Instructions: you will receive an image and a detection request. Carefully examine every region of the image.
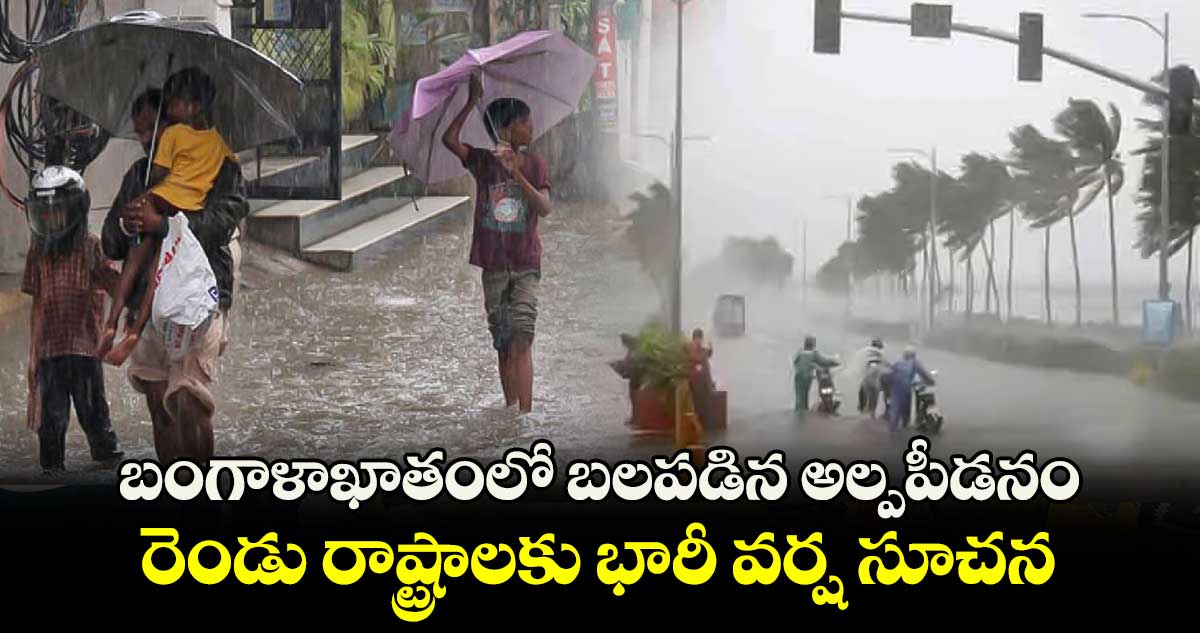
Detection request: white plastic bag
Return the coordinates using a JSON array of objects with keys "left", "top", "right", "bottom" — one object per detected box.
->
[{"left": 151, "top": 213, "right": 219, "bottom": 360}]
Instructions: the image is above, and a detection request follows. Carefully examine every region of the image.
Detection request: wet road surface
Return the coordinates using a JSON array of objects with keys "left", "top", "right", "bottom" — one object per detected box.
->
[
  {"left": 0, "top": 202, "right": 654, "bottom": 482},
  {"left": 1, "top": 201, "right": 1199, "bottom": 499}
]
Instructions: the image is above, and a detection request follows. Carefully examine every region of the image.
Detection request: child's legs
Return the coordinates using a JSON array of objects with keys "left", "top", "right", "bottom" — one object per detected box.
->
[
  {"left": 482, "top": 270, "right": 516, "bottom": 405},
  {"left": 36, "top": 357, "right": 71, "bottom": 470},
  {"left": 507, "top": 271, "right": 540, "bottom": 412},
  {"left": 65, "top": 355, "right": 120, "bottom": 459}
]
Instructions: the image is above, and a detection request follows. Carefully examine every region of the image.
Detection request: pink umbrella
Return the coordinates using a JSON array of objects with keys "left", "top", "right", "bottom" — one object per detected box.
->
[{"left": 387, "top": 30, "right": 597, "bottom": 186}]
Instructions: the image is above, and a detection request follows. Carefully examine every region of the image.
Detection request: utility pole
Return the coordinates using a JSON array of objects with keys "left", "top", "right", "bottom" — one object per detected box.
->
[
  {"left": 669, "top": 0, "right": 695, "bottom": 335},
  {"left": 1161, "top": 14, "right": 1171, "bottom": 302},
  {"left": 823, "top": 194, "right": 855, "bottom": 313},
  {"left": 930, "top": 146, "right": 938, "bottom": 330},
  {"left": 803, "top": 219, "right": 808, "bottom": 308}
]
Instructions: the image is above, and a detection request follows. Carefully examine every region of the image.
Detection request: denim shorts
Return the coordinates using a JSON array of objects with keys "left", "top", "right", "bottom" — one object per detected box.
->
[{"left": 482, "top": 269, "right": 540, "bottom": 351}]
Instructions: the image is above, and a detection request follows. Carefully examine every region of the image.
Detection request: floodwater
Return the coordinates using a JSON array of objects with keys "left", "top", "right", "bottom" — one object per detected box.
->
[
  {"left": 0, "top": 201, "right": 659, "bottom": 481},
  {"left": 4, "top": 197, "right": 1200, "bottom": 491}
]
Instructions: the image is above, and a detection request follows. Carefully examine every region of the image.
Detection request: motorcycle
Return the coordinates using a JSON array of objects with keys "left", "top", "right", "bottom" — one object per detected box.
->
[
  {"left": 813, "top": 365, "right": 841, "bottom": 415},
  {"left": 912, "top": 370, "right": 943, "bottom": 434}
]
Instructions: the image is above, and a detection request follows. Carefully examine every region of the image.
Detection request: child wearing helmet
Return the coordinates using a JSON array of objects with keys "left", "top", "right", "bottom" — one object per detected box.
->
[{"left": 22, "top": 166, "right": 124, "bottom": 476}]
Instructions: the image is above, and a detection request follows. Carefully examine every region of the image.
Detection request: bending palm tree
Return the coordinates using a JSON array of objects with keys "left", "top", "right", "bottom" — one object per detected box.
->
[
  {"left": 1009, "top": 125, "right": 1080, "bottom": 326},
  {"left": 1053, "top": 99, "right": 1125, "bottom": 326}
]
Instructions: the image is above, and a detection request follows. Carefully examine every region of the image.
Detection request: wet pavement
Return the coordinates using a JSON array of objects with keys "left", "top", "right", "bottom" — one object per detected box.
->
[
  {"left": 2, "top": 199, "right": 1200, "bottom": 499},
  {"left": 0, "top": 201, "right": 657, "bottom": 482}
]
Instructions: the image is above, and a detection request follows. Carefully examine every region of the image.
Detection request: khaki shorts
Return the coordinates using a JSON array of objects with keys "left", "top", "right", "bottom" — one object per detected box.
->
[
  {"left": 128, "top": 310, "right": 226, "bottom": 417},
  {"left": 482, "top": 269, "right": 540, "bottom": 351}
]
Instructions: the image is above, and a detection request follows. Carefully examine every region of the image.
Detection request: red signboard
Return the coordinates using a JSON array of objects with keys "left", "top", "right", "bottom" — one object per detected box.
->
[{"left": 593, "top": 7, "right": 618, "bottom": 128}]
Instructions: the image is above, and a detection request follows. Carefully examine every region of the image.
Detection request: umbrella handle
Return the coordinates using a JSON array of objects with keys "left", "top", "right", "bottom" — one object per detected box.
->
[{"left": 476, "top": 71, "right": 500, "bottom": 149}]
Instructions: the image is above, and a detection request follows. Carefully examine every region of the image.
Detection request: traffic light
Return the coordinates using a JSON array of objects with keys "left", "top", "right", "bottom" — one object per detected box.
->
[
  {"left": 814, "top": 0, "right": 841, "bottom": 54},
  {"left": 1168, "top": 135, "right": 1198, "bottom": 227},
  {"left": 911, "top": 3, "right": 952, "bottom": 38},
  {"left": 1018, "top": 12, "right": 1043, "bottom": 82},
  {"left": 1168, "top": 66, "right": 1196, "bottom": 136},
  {"left": 1168, "top": 66, "right": 1198, "bottom": 226}
]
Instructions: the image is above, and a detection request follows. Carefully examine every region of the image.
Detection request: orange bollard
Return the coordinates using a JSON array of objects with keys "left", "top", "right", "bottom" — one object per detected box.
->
[{"left": 674, "top": 380, "right": 705, "bottom": 454}]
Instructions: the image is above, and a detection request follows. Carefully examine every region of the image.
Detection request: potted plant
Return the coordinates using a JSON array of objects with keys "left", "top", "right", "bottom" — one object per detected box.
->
[{"left": 610, "top": 323, "right": 690, "bottom": 432}]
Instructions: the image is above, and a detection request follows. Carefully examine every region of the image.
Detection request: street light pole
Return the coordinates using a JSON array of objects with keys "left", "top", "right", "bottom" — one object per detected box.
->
[
  {"left": 823, "top": 194, "right": 855, "bottom": 313},
  {"left": 1161, "top": 13, "right": 1171, "bottom": 302},
  {"left": 930, "top": 147, "right": 939, "bottom": 330},
  {"left": 1082, "top": 12, "right": 1171, "bottom": 300},
  {"left": 803, "top": 218, "right": 808, "bottom": 308},
  {"left": 670, "top": 0, "right": 694, "bottom": 335},
  {"left": 846, "top": 197, "right": 852, "bottom": 242}
]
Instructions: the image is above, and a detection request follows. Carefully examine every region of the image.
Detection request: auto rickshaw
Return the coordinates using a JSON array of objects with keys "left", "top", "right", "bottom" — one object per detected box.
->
[{"left": 713, "top": 294, "right": 746, "bottom": 338}]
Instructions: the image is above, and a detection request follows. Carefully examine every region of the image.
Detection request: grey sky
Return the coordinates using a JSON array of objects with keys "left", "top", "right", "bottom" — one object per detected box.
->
[{"left": 662, "top": 0, "right": 1200, "bottom": 290}]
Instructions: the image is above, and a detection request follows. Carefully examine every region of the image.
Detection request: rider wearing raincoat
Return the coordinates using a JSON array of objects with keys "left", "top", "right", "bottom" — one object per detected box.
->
[
  {"left": 793, "top": 335, "right": 840, "bottom": 414},
  {"left": 886, "top": 345, "right": 936, "bottom": 431}
]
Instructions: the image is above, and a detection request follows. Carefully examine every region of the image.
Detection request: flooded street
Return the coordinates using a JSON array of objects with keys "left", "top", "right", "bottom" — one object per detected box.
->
[
  {"left": 4, "top": 197, "right": 1200, "bottom": 493},
  {"left": 0, "top": 201, "right": 659, "bottom": 481}
]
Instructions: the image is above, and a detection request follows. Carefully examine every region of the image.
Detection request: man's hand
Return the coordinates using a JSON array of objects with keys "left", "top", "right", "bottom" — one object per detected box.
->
[{"left": 121, "top": 197, "right": 163, "bottom": 235}]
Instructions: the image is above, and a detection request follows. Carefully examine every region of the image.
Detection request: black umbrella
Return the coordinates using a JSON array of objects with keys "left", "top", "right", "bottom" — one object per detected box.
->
[{"left": 34, "top": 10, "right": 304, "bottom": 154}]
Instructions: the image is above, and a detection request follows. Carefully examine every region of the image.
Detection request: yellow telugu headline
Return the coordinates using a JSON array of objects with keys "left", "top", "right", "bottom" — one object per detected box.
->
[
  {"left": 139, "top": 524, "right": 1054, "bottom": 621},
  {"left": 118, "top": 437, "right": 1082, "bottom": 519}
]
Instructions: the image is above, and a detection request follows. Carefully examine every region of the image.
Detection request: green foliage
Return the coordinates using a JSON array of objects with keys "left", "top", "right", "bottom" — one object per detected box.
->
[
  {"left": 493, "top": 0, "right": 544, "bottom": 42},
  {"left": 627, "top": 322, "right": 690, "bottom": 393},
  {"left": 626, "top": 182, "right": 675, "bottom": 313},
  {"left": 342, "top": 0, "right": 397, "bottom": 125},
  {"left": 559, "top": 0, "right": 593, "bottom": 45}
]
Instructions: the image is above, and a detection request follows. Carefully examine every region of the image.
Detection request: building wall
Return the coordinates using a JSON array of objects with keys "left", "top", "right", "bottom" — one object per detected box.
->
[{"left": 0, "top": 0, "right": 229, "bottom": 275}]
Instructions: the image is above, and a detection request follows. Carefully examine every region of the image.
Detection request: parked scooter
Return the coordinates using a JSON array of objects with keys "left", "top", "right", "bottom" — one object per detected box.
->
[
  {"left": 813, "top": 365, "right": 841, "bottom": 415},
  {"left": 912, "top": 370, "right": 943, "bottom": 434}
]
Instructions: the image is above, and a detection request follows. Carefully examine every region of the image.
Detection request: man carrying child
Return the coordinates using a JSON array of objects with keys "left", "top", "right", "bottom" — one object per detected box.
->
[{"left": 101, "top": 73, "right": 248, "bottom": 463}]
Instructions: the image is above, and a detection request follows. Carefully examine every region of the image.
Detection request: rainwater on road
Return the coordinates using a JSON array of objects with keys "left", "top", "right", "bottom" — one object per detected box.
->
[{"left": 0, "top": 202, "right": 655, "bottom": 482}]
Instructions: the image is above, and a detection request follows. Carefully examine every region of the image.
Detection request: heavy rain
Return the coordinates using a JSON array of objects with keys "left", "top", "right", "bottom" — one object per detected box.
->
[{"left": 0, "top": 0, "right": 1198, "bottom": 503}]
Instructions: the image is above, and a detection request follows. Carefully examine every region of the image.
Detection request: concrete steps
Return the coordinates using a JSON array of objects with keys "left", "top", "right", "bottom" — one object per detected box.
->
[
  {"left": 243, "top": 134, "right": 470, "bottom": 271},
  {"left": 302, "top": 196, "right": 471, "bottom": 271}
]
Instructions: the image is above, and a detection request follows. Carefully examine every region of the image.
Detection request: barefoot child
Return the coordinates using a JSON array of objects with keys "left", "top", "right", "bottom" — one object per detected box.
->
[
  {"left": 441, "top": 74, "right": 552, "bottom": 414},
  {"left": 98, "top": 67, "right": 235, "bottom": 365},
  {"left": 23, "top": 166, "right": 124, "bottom": 476}
]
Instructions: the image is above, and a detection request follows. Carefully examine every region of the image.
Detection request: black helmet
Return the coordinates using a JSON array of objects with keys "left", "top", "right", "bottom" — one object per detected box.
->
[
  {"left": 804, "top": 335, "right": 816, "bottom": 350},
  {"left": 26, "top": 166, "right": 89, "bottom": 255},
  {"left": 871, "top": 337, "right": 883, "bottom": 349}
]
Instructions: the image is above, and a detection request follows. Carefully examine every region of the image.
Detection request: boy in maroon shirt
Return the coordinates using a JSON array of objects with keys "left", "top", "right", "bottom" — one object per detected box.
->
[{"left": 442, "top": 74, "right": 552, "bottom": 414}]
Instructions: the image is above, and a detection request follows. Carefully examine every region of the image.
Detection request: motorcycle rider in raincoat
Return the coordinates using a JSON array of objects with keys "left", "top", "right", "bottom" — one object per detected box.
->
[
  {"left": 793, "top": 335, "right": 839, "bottom": 414},
  {"left": 855, "top": 338, "right": 891, "bottom": 418},
  {"left": 886, "top": 345, "right": 936, "bottom": 431}
]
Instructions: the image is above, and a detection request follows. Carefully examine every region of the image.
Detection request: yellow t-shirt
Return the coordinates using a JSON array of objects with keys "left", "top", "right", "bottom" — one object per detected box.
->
[{"left": 151, "top": 124, "right": 237, "bottom": 211}]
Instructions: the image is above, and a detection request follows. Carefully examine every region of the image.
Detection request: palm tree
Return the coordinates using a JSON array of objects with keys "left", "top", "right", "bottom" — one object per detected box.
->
[
  {"left": 626, "top": 183, "right": 676, "bottom": 316},
  {"left": 939, "top": 154, "right": 1014, "bottom": 319},
  {"left": 1053, "top": 99, "right": 1125, "bottom": 326},
  {"left": 1009, "top": 124, "right": 1081, "bottom": 326}
]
